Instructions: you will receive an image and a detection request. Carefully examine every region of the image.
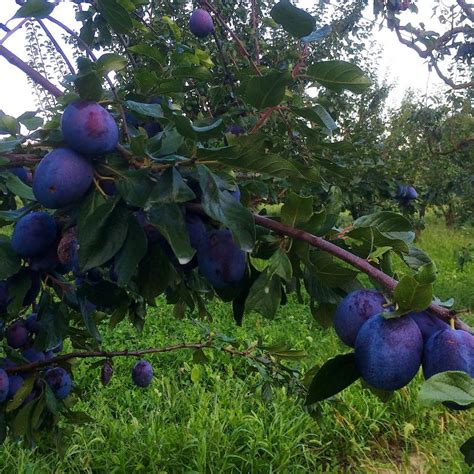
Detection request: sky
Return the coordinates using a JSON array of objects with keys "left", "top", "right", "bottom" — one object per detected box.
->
[{"left": 0, "top": 0, "right": 447, "bottom": 119}]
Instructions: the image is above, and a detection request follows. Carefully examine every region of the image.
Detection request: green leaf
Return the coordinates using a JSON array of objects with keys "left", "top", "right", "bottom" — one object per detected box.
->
[
  {"left": 97, "top": 0, "right": 133, "bottom": 34},
  {"left": 290, "top": 105, "right": 337, "bottom": 132},
  {"left": 124, "top": 100, "right": 164, "bottom": 119},
  {"left": 0, "top": 114, "right": 20, "bottom": 136},
  {"left": 198, "top": 166, "right": 255, "bottom": 252},
  {"left": 1, "top": 172, "right": 35, "bottom": 200},
  {"left": 78, "top": 199, "right": 130, "bottom": 272},
  {"left": 307, "top": 251, "right": 358, "bottom": 287},
  {"left": 74, "top": 72, "right": 103, "bottom": 101},
  {"left": 281, "top": 192, "right": 313, "bottom": 228},
  {"left": 116, "top": 169, "right": 155, "bottom": 207},
  {"left": 270, "top": 0, "right": 316, "bottom": 38},
  {"left": 241, "top": 70, "right": 292, "bottom": 109},
  {"left": 310, "top": 301, "right": 336, "bottom": 328},
  {"left": 0, "top": 236, "right": 21, "bottom": 280},
  {"left": 6, "top": 377, "right": 35, "bottom": 412},
  {"left": 148, "top": 168, "right": 196, "bottom": 204},
  {"left": 352, "top": 211, "right": 412, "bottom": 232},
  {"left": 137, "top": 245, "right": 174, "bottom": 302},
  {"left": 460, "top": 436, "right": 474, "bottom": 466},
  {"left": 419, "top": 371, "right": 474, "bottom": 407},
  {"left": 393, "top": 274, "right": 432, "bottom": 312},
  {"left": 95, "top": 53, "right": 128, "bottom": 76},
  {"left": 414, "top": 261, "right": 437, "bottom": 284},
  {"left": 127, "top": 44, "right": 165, "bottom": 65},
  {"left": 245, "top": 269, "right": 281, "bottom": 319},
  {"left": 147, "top": 203, "right": 195, "bottom": 263},
  {"left": 14, "top": 0, "right": 56, "bottom": 19},
  {"left": 268, "top": 249, "right": 293, "bottom": 282},
  {"left": 308, "top": 60, "right": 372, "bottom": 94},
  {"left": 306, "top": 353, "right": 360, "bottom": 404},
  {"left": 12, "top": 399, "right": 36, "bottom": 437},
  {"left": 114, "top": 216, "right": 148, "bottom": 286},
  {"left": 17, "top": 112, "right": 43, "bottom": 131},
  {"left": 0, "top": 138, "right": 23, "bottom": 153},
  {"left": 173, "top": 66, "right": 212, "bottom": 81}
]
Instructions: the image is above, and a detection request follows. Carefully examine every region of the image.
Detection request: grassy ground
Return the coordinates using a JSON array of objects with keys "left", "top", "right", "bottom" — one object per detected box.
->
[{"left": 1, "top": 217, "right": 473, "bottom": 473}]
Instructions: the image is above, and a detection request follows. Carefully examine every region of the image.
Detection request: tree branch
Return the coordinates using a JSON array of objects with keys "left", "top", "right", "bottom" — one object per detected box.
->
[
  {"left": 0, "top": 18, "right": 28, "bottom": 46},
  {"left": 456, "top": 0, "right": 474, "bottom": 22}
]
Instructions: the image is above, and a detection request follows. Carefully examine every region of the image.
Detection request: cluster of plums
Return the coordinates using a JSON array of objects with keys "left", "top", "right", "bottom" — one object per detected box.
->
[
  {"left": 0, "top": 315, "right": 70, "bottom": 403},
  {"left": 334, "top": 289, "right": 473, "bottom": 400}
]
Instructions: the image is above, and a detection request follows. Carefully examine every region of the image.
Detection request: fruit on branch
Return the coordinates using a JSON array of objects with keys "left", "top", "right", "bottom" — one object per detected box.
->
[
  {"left": 333, "top": 289, "right": 388, "bottom": 347},
  {"left": 33, "top": 148, "right": 94, "bottom": 209},
  {"left": 45, "top": 367, "right": 72, "bottom": 400},
  {"left": 143, "top": 121, "right": 163, "bottom": 138},
  {"left": 29, "top": 244, "right": 61, "bottom": 273},
  {"left": 422, "top": 328, "right": 474, "bottom": 379},
  {"left": 101, "top": 360, "right": 113, "bottom": 386},
  {"left": 197, "top": 229, "right": 246, "bottom": 289},
  {"left": 98, "top": 179, "right": 117, "bottom": 196},
  {"left": 61, "top": 101, "right": 119, "bottom": 155},
  {"left": 189, "top": 9, "right": 214, "bottom": 38},
  {"left": 409, "top": 311, "right": 450, "bottom": 343},
  {"left": 132, "top": 359, "right": 153, "bottom": 387},
  {"left": 11, "top": 211, "right": 57, "bottom": 257},
  {"left": 226, "top": 124, "right": 245, "bottom": 136},
  {"left": 6, "top": 320, "right": 29, "bottom": 349},
  {"left": 0, "top": 369, "right": 9, "bottom": 403},
  {"left": 7, "top": 375, "right": 24, "bottom": 399},
  {"left": 355, "top": 315, "right": 423, "bottom": 390},
  {"left": 185, "top": 211, "right": 206, "bottom": 250},
  {"left": 396, "top": 184, "right": 417, "bottom": 207}
]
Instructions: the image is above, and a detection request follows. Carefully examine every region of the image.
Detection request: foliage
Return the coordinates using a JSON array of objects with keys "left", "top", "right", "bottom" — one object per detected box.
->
[{"left": 0, "top": 0, "right": 471, "bottom": 459}]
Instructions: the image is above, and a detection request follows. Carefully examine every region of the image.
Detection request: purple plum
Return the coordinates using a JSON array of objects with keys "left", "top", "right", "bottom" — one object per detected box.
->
[
  {"left": 6, "top": 320, "right": 29, "bottom": 349},
  {"left": 132, "top": 360, "right": 153, "bottom": 387},
  {"left": 33, "top": 147, "right": 94, "bottom": 209},
  {"left": 44, "top": 367, "right": 72, "bottom": 400},
  {"left": 61, "top": 101, "right": 119, "bottom": 155},
  {"left": 189, "top": 9, "right": 214, "bottom": 38},
  {"left": 0, "top": 369, "right": 9, "bottom": 402}
]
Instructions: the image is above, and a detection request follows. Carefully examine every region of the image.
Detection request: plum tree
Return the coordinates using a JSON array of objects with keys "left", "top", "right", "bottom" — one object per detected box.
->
[
  {"left": 409, "top": 311, "right": 450, "bottom": 343},
  {"left": 61, "top": 101, "right": 119, "bottom": 155},
  {"left": 132, "top": 360, "right": 153, "bottom": 387},
  {"left": 11, "top": 211, "right": 57, "bottom": 257},
  {"left": 355, "top": 315, "right": 423, "bottom": 391},
  {"left": 189, "top": 9, "right": 214, "bottom": 38},
  {"left": 6, "top": 320, "right": 29, "bottom": 349},
  {"left": 197, "top": 229, "right": 246, "bottom": 288},
  {"left": 423, "top": 329, "right": 474, "bottom": 379},
  {"left": 33, "top": 148, "right": 94, "bottom": 209},
  {"left": 44, "top": 367, "right": 72, "bottom": 400},
  {"left": 0, "top": 369, "right": 9, "bottom": 403},
  {"left": 333, "top": 289, "right": 388, "bottom": 347},
  {"left": 22, "top": 348, "right": 46, "bottom": 363}
]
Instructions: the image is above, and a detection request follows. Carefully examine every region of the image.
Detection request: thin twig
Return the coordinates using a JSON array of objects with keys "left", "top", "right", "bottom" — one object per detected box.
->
[{"left": 0, "top": 18, "right": 28, "bottom": 45}]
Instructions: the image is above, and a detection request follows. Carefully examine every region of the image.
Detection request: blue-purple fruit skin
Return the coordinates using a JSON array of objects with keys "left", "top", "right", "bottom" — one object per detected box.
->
[
  {"left": 12, "top": 211, "right": 57, "bottom": 257},
  {"left": 227, "top": 124, "right": 245, "bottom": 136},
  {"left": 186, "top": 212, "right": 206, "bottom": 249},
  {"left": 132, "top": 360, "right": 153, "bottom": 387},
  {"left": 22, "top": 348, "right": 46, "bottom": 363},
  {"left": 423, "top": 329, "right": 474, "bottom": 379},
  {"left": 334, "top": 289, "right": 388, "bottom": 347},
  {"left": 0, "top": 369, "right": 10, "bottom": 402},
  {"left": 45, "top": 367, "right": 72, "bottom": 400},
  {"left": 33, "top": 148, "right": 94, "bottom": 209},
  {"left": 7, "top": 375, "right": 23, "bottom": 399},
  {"left": 144, "top": 122, "right": 162, "bottom": 138},
  {"left": 6, "top": 321, "right": 29, "bottom": 349},
  {"left": 355, "top": 315, "right": 423, "bottom": 391},
  {"left": 8, "top": 167, "right": 28, "bottom": 183},
  {"left": 197, "top": 229, "right": 246, "bottom": 289},
  {"left": 25, "top": 313, "right": 40, "bottom": 334},
  {"left": 409, "top": 311, "right": 450, "bottom": 343},
  {"left": 29, "top": 245, "right": 60, "bottom": 272},
  {"left": 189, "top": 9, "right": 214, "bottom": 38},
  {"left": 61, "top": 101, "right": 119, "bottom": 155}
]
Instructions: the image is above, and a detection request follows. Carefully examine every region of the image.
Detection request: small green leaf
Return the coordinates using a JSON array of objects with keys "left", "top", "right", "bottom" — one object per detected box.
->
[
  {"left": 281, "top": 192, "right": 313, "bottom": 228},
  {"left": 0, "top": 114, "right": 20, "bottom": 136},
  {"left": 2, "top": 172, "right": 35, "bottom": 200},
  {"left": 124, "top": 100, "right": 164, "bottom": 119},
  {"left": 268, "top": 249, "right": 293, "bottom": 282},
  {"left": 0, "top": 236, "right": 22, "bottom": 280},
  {"left": 245, "top": 269, "right": 281, "bottom": 319},
  {"left": 14, "top": 0, "right": 55, "bottom": 19},
  {"left": 128, "top": 44, "right": 165, "bottom": 65},
  {"left": 419, "top": 371, "right": 474, "bottom": 407},
  {"left": 95, "top": 53, "right": 128, "bottom": 76},
  {"left": 241, "top": 70, "right": 292, "bottom": 109},
  {"left": 148, "top": 168, "right": 196, "bottom": 204},
  {"left": 270, "top": 0, "right": 315, "bottom": 38},
  {"left": 97, "top": 0, "right": 133, "bottom": 34},
  {"left": 308, "top": 60, "right": 372, "bottom": 94},
  {"left": 6, "top": 377, "right": 35, "bottom": 412},
  {"left": 460, "top": 436, "right": 474, "bottom": 466},
  {"left": 306, "top": 353, "right": 360, "bottom": 404},
  {"left": 290, "top": 105, "right": 337, "bottom": 132},
  {"left": 393, "top": 275, "right": 432, "bottom": 312}
]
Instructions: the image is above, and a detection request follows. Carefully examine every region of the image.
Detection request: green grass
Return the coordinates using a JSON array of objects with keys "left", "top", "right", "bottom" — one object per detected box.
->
[{"left": 1, "top": 218, "right": 473, "bottom": 473}]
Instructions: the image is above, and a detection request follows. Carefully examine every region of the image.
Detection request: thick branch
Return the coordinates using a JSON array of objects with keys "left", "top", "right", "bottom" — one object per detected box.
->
[
  {"left": 0, "top": 44, "right": 63, "bottom": 98},
  {"left": 456, "top": 0, "right": 474, "bottom": 22}
]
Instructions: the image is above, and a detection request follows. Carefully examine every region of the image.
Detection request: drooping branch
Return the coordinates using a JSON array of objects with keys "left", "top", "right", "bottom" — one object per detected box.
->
[{"left": 0, "top": 44, "right": 64, "bottom": 98}]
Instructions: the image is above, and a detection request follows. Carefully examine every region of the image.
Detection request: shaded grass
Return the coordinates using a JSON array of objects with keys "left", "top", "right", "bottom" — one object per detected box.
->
[{"left": 0, "top": 219, "right": 472, "bottom": 472}]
